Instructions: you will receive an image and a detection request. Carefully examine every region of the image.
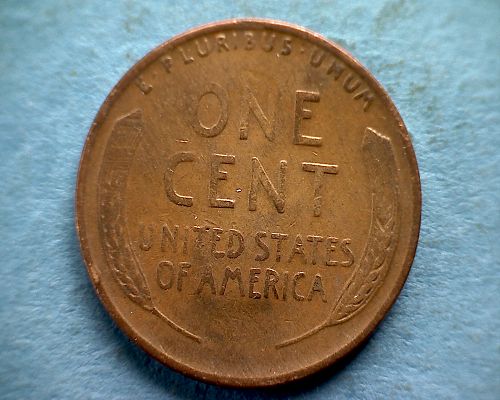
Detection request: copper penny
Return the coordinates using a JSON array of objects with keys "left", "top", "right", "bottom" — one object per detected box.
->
[{"left": 76, "top": 19, "right": 421, "bottom": 387}]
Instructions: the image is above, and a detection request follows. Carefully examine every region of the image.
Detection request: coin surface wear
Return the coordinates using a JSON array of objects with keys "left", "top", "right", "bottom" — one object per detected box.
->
[{"left": 76, "top": 19, "right": 421, "bottom": 386}]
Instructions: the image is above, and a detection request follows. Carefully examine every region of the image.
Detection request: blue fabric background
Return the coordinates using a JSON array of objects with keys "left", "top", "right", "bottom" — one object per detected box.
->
[{"left": 1, "top": 1, "right": 499, "bottom": 399}]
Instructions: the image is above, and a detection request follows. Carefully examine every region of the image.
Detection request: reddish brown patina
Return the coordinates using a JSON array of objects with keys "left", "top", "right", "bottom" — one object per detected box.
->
[{"left": 76, "top": 19, "right": 421, "bottom": 387}]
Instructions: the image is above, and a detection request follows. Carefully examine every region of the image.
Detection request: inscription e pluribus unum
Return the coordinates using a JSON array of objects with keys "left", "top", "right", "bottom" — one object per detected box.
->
[{"left": 136, "top": 30, "right": 375, "bottom": 112}]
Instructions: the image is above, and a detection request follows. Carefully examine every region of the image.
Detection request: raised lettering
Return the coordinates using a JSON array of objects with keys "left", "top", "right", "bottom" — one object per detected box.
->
[
  {"left": 293, "top": 90, "right": 322, "bottom": 146},
  {"left": 193, "top": 225, "right": 209, "bottom": 251},
  {"left": 307, "top": 274, "right": 327, "bottom": 302},
  {"left": 264, "top": 269, "right": 280, "bottom": 299},
  {"left": 326, "top": 59, "right": 345, "bottom": 80},
  {"left": 343, "top": 73, "right": 361, "bottom": 93},
  {"left": 249, "top": 158, "right": 287, "bottom": 213},
  {"left": 195, "top": 37, "right": 212, "bottom": 57},
  {"left": 292, "top": 272, "right": 305, "bottom": 301},
  {"left": 260, "top": 32, "right": 276, "bottom": 51},
  {"left": 181, "top": 226, "right": 189, "bottom": 255},
  {"left": 226, "top": 229, "right": 244, "bottom": 259},
  {"left": 249, "top": 268, "right": 261, "bottom": 299},
  {"left": 211, "top": 227, "right": 225, "bottom": 259},
  {"left": 209, "top": 153, "right": 235, "bottom": 208},
  {"left": 191, "top": 83, "right": 228, "bottom": 137},
  {"left": 254, "top": 231, "right": 270, "bottom": 261},
  {"left": 280, "top": 37, "right": 292, "bottom": 55},
  {"left": 164, "top": 152, "right": 195, "bottom": 207},
  {"left": 134, "top": 76, "right": 152, "bottom": 95},
  {"left": 179, "top": 47, "right": 194, "bottom": 64},
  {"left": 353, "top": 89, "right": 375, "bottom": 112},
  {"left": 282, "top": 271, "right": 289, "bottom": 301},
  {"left": 325, "top": 236, "right": 338, "bottom": 266},
  {"left": 302, "top": 162, "right": 338, "bottom": 216},
  {"left": 288, "top": 234, "right": 306, "bottom": 263},
  {"left": 177, "top": 262, "right": 191, "bottom": 291},
  {"left": 160, "top": 55, "right": 173, "bottom": 73},
  {"left": 161, "top": 223, "right": 179, "bottom": 253},
  {"left": 310, "top": 49, "right": 326, "bottom": 67},
  {"left": 307, "top": 235, "right": 324, "bottom": 265},
  {"left": 139, "top": 223, "right": 153, "bottom": 251},
  {"left": 220, "top": 267, "right": 245, "bottom": 296},
  {"left": 340, "top": 238, "right": 354, "bottom": 267},
  {"left": 157, "top": 261, "right": 174, "bottom": 290},
  {"left": 196, "top": 265, "right": 216, "bottom": 295},
  {"left": 215, "top": 33, "right": 230, "bottom": 51},
  {"left": 239, "top": 86, "right": 275, "bottom": 141},
  {"left": 244, "top": 31, "right": 256, "bottom": 50},
  {"left": 271, "top": 232, "right": 288, "bottom": 262}
]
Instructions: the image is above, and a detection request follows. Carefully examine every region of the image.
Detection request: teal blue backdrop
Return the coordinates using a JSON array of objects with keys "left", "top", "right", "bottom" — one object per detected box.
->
[{"left": 1, "top": 1, "right": 499, "bottom": 399}]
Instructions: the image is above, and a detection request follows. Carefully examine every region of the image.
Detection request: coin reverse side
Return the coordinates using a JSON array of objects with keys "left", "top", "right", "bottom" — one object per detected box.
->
[{"left": 76, "top": 19, "right": 421, "bottom": 387}]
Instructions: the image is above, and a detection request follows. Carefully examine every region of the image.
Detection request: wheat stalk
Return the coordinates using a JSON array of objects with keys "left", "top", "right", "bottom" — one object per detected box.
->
[
  {"left": 98, "top": 110, "right": 201, "bottom": 342},
  {"left": 277, "top": 127, "right": 399, "bottom": 348}
]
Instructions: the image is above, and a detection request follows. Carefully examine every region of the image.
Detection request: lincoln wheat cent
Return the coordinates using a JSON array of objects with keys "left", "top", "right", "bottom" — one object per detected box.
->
[{"left": 76, "top": 19, "right": 421, "bottom": 386}]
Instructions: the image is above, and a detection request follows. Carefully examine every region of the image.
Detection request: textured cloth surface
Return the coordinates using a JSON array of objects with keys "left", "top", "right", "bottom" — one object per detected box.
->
[{"left": 1, "top": 1, "right": 499, "bottom": 399}]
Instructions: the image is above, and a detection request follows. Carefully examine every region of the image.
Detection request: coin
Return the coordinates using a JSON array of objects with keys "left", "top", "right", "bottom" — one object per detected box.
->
[{"left": 76, "top": 19, "right": 421, "bottom": 387}]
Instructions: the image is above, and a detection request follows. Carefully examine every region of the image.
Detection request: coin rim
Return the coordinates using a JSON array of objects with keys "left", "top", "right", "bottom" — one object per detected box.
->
[{"left": 75, "top": 18, "right": 422, "bottom": 387}]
